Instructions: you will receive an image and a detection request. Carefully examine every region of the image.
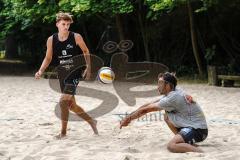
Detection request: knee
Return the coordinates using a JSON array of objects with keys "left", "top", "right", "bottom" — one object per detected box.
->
[
  {"left": 68, "top": 102, "right": 76, "bottom": 111},
  {"left": 59, "top": 100, "right": 70, "bottom": 109},
  {"left": 59, "top": 96, "right": 74, "bottom": 110},
  {"left": 60, "top": 94, "right": 72, "bottom": 101},
  {"left": 167, "top": 142, "right": 177, "bottom": 153}
]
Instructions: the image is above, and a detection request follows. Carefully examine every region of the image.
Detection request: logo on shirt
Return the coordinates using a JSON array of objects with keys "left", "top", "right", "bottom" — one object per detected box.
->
[
  {"left": 62, "top": 50, "right": 67, "bottom": 56},
  {"left": 60, "top": 59, "right": 73, "bottom": 65},
  {"left": 66, "top": 44, "right": 73, "bottom": 49}
]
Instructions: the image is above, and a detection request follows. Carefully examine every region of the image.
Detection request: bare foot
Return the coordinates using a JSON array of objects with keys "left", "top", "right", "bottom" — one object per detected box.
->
[
  {"left": 55, "top": 133, "right": 67, "bottom": 140},
  {"left": 89, "top": 119, "right": 98, "bottom": 135}
]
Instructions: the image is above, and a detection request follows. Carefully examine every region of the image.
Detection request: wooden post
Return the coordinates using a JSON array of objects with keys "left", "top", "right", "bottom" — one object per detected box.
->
[{"left": 207, "top": 65, "right": 217, "bottom": 85}]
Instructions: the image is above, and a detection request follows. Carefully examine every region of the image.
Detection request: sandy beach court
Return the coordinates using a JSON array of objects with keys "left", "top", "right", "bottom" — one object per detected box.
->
[{"left": 0, "top": 76, "right": 240, "bottom": 160}]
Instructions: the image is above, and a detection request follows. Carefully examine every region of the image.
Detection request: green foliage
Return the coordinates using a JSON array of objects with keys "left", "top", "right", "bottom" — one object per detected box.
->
[
  {"left": 145, "top": 0, "right": 176, "bottom": 11},
  {"left": 145, "top": 0, "right": 220, "bottom": 19},
  {"left": 144, "top": 0, "right": 189, "bottom": 20},
  {"left": 58, "top": 0, "right": 91, "bottom": 13},
  {"left": 0, "top": 0, "right": 239, "bottom": 76},
  {"left": 87, "top": 0, "right": 134, "bottom": 15},
  {"left": 0, "top": 0, "right": 135, "bottom": 39},
  {"left": 145, "top": 0, "right": 175, "bottom": 19},
  {"left": 0, "top": 0, "right": 234, "bottom": 42},
  {"left": 195, "top": 0, "right": 219, "bottom": 12},
  {"left": 0, "top": 0, "right": 58, "bottom": 39},
  {"left": 0, "top": 0, "right": 135, "bottom": 65}
]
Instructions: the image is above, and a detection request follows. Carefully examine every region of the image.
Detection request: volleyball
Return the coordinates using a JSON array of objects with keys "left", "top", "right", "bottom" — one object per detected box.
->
[{"left": 97, "top": 67, "right": 115, "bottom": 84}]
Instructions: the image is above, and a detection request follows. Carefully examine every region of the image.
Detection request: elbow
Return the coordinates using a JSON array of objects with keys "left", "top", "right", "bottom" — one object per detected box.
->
[
  {"left": 140, "top": 108, "right": 148, "bottom": 115},
  {"left": 83, "top": 49, "right": 90, "bottom": 55}
]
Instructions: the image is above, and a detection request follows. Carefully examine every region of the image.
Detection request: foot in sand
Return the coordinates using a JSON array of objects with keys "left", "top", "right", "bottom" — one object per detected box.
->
[
  {"left": 55, "top": 133, "right": 67, "bottom": 140},
  {"left": 90, "top": 119, "right": 98, "bottom": 135}
]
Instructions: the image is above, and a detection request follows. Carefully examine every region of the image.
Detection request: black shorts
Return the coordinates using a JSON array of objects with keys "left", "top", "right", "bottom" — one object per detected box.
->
[
  {"left": 57, "top": 66, "right": 85, "bottom": 95},
  {"left": 177, "top": 127, "right": 208, "bottom": 144}
]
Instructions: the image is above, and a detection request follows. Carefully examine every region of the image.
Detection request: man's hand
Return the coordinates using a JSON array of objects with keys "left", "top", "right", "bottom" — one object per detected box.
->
[
  {"left": 120, "top": 118, "right": 131, "bottom": 129},
  {"left": 35, "top": 70, "right": 43, "bottom": 79}
]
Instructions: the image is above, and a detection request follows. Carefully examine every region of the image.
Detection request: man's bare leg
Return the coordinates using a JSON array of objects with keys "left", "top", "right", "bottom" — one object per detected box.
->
[
  {"left": 69, "top": 96, "right": 98, "bottom": 135},
  {"left": 56, "top": 94, "right": 72, "bottom": 139},
  {"left": 164, "top": 114, "right": 199, "bottom": 147},
  {"left": 167, "top": 134, "right": 203, "bottom": 153}
]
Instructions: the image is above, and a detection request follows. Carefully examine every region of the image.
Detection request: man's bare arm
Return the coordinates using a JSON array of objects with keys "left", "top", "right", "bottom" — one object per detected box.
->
[
  {"left": 120, "top": 102, "right": 162, "bottom": 129},
  {"left": 75, "top": 33, "right": 91, "bottom": 79},
  {"left": 35, "top": 37, "right": 53, "bottom": 79}
]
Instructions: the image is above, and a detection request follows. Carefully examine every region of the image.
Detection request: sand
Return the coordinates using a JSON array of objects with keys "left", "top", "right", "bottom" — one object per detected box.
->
[{"left": 0, "top": 76, "right": 240, "bottom": 160}]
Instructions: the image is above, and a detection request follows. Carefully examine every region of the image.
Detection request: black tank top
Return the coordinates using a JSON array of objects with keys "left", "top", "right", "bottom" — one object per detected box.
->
[{"left": 52, "top": 31, "right": 82, "bottom": 66}]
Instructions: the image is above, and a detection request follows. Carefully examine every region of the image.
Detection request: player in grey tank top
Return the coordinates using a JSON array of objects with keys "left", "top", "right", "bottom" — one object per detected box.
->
[{"left": 120, "top": 72, "right": 208, "bottom": 153}]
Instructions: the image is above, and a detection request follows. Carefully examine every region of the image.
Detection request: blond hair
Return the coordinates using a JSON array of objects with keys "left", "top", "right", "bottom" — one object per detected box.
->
[{"left": 56, "top": 12, "right": 73, "bottom": 23}]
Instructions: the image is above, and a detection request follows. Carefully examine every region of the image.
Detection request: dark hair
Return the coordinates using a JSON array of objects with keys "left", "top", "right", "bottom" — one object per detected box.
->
[{"left": 158, "top": 72, "right": 177, "bottom": 90}]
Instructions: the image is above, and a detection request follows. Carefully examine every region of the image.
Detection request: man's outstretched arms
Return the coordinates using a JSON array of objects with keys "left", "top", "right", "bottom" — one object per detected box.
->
[{"left": 120, "top": 102, "right": 162, "bottom": 129}]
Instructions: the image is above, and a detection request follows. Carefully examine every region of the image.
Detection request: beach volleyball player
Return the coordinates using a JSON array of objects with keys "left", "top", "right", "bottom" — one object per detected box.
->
[
  {"left": 35, "top": 12, "right": 98, "bottom": 138},
  {"left": 120, "top": 72, "right": 208, "bottom": 153}
]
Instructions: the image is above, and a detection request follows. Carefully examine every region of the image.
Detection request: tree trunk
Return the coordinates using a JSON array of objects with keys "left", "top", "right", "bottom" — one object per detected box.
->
[
  {"left": 207, "top": 65, "right": 217, "bottom": 85},
  {"left": 187, "top": 0, "right": 204, "bottom": 77},
  {"left": 115, "top": 14, "right": 125, "bottom": 41},
  {"left": 137, "top": 1, "right": 150, "bottom": 61}
]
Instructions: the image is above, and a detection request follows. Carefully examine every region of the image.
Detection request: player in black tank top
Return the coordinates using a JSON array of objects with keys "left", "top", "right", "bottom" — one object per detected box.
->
[
  {"left": 52, "top": 31, "right": 82, "bottom": 65},
  {"left": 35, "top": 12, "right": 98, "bottom": 138},
  {"left": 52, "top": 31, "right": 85, "bottom": 95}
]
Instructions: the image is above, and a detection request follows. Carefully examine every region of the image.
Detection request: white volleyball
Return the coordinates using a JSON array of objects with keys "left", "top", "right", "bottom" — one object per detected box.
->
[{"left": 97, "top": 67, "right": 115, "bottom": 84}]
